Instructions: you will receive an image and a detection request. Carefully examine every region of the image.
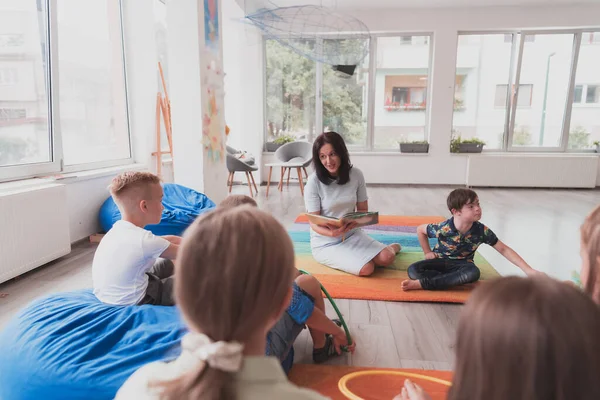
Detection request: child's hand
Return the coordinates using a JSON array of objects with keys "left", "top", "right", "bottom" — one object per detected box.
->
[
  {"left": 333, "top": 328, "right": 355, "bottom": 354},
  {"left": 424, "top": 252, "right": 437, "bottom": 260},
  {"left": 393, "top": 379, "right": 432, "bottom": 400}
]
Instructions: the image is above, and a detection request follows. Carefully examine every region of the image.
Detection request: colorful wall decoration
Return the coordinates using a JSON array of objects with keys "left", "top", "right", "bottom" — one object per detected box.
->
[
  {"left": 201, "top": 0, "right": 224, "bottom": 164},
  {"left": 204, "top": 0, "right": 219, "bottom": 53}
]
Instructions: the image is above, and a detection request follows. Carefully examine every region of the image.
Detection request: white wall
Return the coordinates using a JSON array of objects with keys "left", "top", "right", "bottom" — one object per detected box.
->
[
  {"left": 222, "top": 0, "right": 265, "bottom": 180},
  {"left": 252, "top": 4, "right": 600, "bottom": 186}
]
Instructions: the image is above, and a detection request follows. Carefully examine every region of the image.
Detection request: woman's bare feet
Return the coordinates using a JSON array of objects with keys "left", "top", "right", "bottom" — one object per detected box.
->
[
  {"left": 401, "top": 279, "right": 422, "bottom": 291},
  {"left": 390, "top": 243, "right": 401, "bottom": 254}
]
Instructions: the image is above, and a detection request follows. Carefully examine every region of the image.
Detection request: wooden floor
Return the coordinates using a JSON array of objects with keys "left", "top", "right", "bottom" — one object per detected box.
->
[{"left": 1, "top": 184, "right": 599, "bottom": 372}]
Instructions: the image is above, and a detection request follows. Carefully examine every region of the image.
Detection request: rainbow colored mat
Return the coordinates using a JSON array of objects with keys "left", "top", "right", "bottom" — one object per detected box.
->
[
  {"left": 289, "top": 364, "right": 453, "bottom": 400},
  {"left": 290, "top": 215, "right": 500, "bottom": 304}
]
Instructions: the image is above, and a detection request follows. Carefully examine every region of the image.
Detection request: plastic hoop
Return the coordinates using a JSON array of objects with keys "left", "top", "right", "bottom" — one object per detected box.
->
[
  {"left": 338, "top": 370, "right": 452, "bottom": 400},
  {"left": 299, "top": 269, "right": 352, "bottom": 348}
]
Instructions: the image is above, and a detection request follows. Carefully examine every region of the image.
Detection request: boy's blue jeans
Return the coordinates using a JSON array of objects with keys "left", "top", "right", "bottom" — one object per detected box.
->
[{"left": 407, "top": 258, "right": 481, "bottom": 290}]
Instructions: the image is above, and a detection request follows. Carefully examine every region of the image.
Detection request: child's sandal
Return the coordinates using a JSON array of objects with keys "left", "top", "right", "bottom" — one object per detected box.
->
[
  {"left": 312, "top": 319, "right": 345, "bottom": 364},
  {"left": 312, "top": 335, "right": 339, "bottom": 364}
]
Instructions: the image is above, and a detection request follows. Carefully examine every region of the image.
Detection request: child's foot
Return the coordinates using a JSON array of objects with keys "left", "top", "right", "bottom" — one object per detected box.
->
[
  {"left": 313, "top": 319, "right": 344, "bottom": 363},
  {"left": 401, "top": 279, "right": 422, "bottom": 291},
  {"left": 313, "top": 335, "right": 339, "bottom": 363},
  {"left": 390, "top": 243, "right": 402, "bottom": 254}
]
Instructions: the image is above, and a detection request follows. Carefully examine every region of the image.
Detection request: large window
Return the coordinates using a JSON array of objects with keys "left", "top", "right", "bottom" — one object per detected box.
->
[
  {"left": 265, "top": 39, "right": 316, "bottom": 143},
  {"left": 452, "top": 34, "right": 513, "bottom": 150},
  {"left": 569, "top": 31, "right": 600, "bottom": 150},
  {"left": 454, "top": 30, "right": 599, "bottom": 152},
  {"left": 0, "top": 0, "right": 130, "bottom": 182},
  {"left": 264, "top": 30, "right": 599, "bottom": 153},
  {"left": 322, "top": 38, "right": 369, "bottom": 147},
  {"left": 510, "top": 33, "right": 575, "bottom": 149},
  {"left": 57, "top": 0, "right": 130, "bottom": 166},
  {"left": 263, "top": 35, "right": 431, "bottom": 150},
  {"left": 374, "top": 35, "right": 432, "bottom": 149},
  {"left": 0, "top": 0, "right": 51, "bottom": 169}
]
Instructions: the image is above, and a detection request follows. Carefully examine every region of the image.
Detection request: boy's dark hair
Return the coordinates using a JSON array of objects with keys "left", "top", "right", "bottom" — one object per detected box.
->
[
  {"left": 219, "top": 194, "right": 257, "bottom": 208},
  {"left": 312, "top": 131, "right": 352, "bottom": 185},
  {"left": 447, "top": 188, "right": 479, "bottom": 213}
]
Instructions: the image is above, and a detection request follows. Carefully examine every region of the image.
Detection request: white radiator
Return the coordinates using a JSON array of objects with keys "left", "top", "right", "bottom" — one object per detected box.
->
[
  {"left": 0, "top": 183, "right": 71, "bottom": 284},
  {"left": 467, "top": 155, "right": 598, "bottom": 188}
]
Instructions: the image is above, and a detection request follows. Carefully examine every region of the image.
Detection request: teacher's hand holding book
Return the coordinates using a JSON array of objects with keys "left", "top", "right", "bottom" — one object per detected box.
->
[{"left": 325, "top": 221, "right": 357, "bottom": 237}]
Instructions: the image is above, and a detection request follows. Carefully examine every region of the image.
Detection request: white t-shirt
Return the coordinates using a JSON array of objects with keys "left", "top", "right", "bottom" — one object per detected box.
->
[
  {"left": 92, "top": 220, "right": 170, "bottom": 305},
  {"left": 303, "top": 167, "right": 368, "bottom": 248},
  {"left": 116, "top": 354, "right": 328, "bottom": 400}
]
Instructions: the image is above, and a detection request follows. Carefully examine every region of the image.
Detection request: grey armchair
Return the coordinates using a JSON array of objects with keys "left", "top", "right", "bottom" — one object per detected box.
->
[
  {"left": 226, "top": 153, "right": 259, "bottom": 198},
  {"left": 226, "top": 145, "right": 255, "bottom": 165},
  {"left": 274, "top": 141, "right": 312, "bottom": 194}
]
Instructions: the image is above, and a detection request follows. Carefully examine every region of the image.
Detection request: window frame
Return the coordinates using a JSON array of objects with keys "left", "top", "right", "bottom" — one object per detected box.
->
[
  {"left": 458, "top": 29, "right": 598, "bottom": 154},
  {"left": 262, "top": 28, "right": 600, "bottom": 154},
  {"left": 59, "top": 0, "right": 133, "bottom": 173},
  {"left": 507, "top": 30, "right": 581, "bottom": 153},
  {"left": 262, "top": 32, "right": 435, "bottom": 152},
  {"left": 0, "top": 0, "right": 133, "bottom": 183},
  {"left": 1, "top": 0, "right": 60, "bottom": 182}
]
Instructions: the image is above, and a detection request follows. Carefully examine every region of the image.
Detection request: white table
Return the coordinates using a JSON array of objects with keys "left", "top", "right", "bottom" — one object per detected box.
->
[{"left": 265, "top": 162, "right": 308, "bottom": 197}]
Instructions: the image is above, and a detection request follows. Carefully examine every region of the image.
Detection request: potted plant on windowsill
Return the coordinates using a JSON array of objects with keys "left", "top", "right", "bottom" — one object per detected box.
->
[
  {"left": 399, "top": 140, "right": 429, "bottom": 153},
  {"left": 265, "top": 134, "right": 295, "bottom": 152},
  {"left": 594, "top": 141, "right": 600, "bottom": 153},
  {"left": 451, "top": 135, "right": 486, "bottom": 153}
]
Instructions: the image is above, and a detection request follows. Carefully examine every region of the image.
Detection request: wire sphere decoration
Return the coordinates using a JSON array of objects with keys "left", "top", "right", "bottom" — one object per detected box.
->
[{"left": 245, "top": 4, "right": 370, "bottom": 76}]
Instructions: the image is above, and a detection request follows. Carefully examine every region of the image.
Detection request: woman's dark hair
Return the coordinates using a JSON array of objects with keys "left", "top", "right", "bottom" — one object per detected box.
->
[
  {"left": 449, "top": 276, "right": 600, "bottom": 400},
  {"left": 312, "top": 131, "right": 352, "bottom": 185}
]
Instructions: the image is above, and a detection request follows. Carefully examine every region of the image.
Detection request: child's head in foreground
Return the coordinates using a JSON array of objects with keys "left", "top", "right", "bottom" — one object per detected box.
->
[
  {"left": 447, "top": 188, "right": 481, "bottom": 222},
  {"left": 581, "top": 204, "right": 600, "bottom": 304},
  {"left": 219, "top": 194, "right": 257, "bottom": 208},
  {"left": 109, "top": 172, "right": 163, "bottom": 225},
  {"left": 449, "top": 275, "right": 600, "bottom": 400},
  {"left": 160, "top": 206, "right": 296, "bottom": 399}
]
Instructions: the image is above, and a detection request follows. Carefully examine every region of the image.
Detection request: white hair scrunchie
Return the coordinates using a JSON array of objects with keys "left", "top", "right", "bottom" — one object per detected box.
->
[{"left": 181, "top": 332, "right": 244, "bottom": 372}]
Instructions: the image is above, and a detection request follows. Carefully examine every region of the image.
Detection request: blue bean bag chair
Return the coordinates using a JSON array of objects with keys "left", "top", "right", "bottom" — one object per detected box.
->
[
  {"left": 0, "top": 290, "right": 187, "bottom": 400},
  {"left": 99, "top": 183, "right": 216, "bottom": 236}
]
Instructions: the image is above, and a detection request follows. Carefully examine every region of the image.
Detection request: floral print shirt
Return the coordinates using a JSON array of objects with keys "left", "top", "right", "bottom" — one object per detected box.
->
[{"left": 426, "top": 217, "right": 498, "bottom": 260}]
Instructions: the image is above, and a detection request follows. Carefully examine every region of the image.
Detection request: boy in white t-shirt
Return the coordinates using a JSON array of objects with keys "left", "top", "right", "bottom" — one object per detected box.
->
[{"left": 92, "top": 172, "right": 180, "bottom": 306}]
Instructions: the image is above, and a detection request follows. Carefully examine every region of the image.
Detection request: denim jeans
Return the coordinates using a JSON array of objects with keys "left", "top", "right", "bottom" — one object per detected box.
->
[{"left": 407, "top": 258, "right": 481, "bottom": 290}]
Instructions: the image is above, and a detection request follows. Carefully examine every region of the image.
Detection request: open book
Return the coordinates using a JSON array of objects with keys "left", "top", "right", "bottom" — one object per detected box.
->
[{"left": 305, "top": 211, "right": 379, "bottom": 228}]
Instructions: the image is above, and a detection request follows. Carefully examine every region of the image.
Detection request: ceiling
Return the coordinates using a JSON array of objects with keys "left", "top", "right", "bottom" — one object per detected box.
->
[{"left": 239, "top": 0, "right": 599, "bottom": 10}]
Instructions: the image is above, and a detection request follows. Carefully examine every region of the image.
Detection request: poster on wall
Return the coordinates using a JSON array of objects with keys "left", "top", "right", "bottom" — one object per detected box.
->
[{"left": 204, "top": 0, "right": 219, "bottom": 53}]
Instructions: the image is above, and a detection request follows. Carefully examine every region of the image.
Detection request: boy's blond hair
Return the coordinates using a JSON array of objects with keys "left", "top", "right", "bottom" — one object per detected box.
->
[
  {"left": 109, "top": 171, "right": 161, "bottom": 207},
  {"left": 219, "top": 194, "right": 257, "bottom": 208}
]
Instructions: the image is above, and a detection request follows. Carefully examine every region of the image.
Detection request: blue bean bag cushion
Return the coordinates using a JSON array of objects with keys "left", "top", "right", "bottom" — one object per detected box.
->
[
  {"left": 99, "top": 183, "right": 216, "bottom": 236},
  {"left": 0, "top": 290, "right": 187, "bottom": 400}
]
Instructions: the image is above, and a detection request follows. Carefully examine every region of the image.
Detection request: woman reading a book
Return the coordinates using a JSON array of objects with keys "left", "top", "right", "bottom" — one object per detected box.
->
[{"left": 304, "top": 132, "right": 401, "bottom": 276}]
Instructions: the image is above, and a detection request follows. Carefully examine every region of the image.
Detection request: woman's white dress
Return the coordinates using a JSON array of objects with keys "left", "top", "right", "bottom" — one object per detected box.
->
[{"left": 304, "top": 167, "right": 386, "bottom": 275}]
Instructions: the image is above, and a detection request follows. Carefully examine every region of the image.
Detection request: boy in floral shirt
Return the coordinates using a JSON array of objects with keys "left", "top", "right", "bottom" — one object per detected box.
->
[{"left": 402, "top": 188, "right": 541, "bottom": 291}]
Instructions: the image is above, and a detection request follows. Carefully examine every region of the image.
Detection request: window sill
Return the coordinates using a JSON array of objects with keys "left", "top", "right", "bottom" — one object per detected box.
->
[
  {"left": 0, "top": 163, "right": 147, "bottom": 191},
  {"left": 453, "top": 151, "right": 599, "bottom": 157},
  {"left": 262, "top": 151, "right": 430, "bottom": 157}
]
